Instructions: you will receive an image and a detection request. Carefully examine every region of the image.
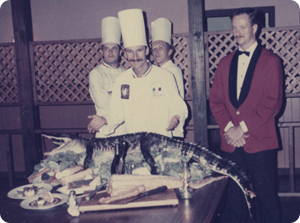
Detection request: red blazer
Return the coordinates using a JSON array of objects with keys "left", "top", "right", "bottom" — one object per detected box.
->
[{"left": 209, "top": 46, "right": 283, "bottom": 153}]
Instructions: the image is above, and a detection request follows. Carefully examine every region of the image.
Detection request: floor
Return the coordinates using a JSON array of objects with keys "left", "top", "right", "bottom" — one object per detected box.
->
[
  {"left": 277, "top": 174, "right": 300, "bottom": 223},
  {"left": 211, "top": 174, "right": 300, "bottom": 223},
  {"left": 1, "top": 175, "right": 300, "bottom": 223}
]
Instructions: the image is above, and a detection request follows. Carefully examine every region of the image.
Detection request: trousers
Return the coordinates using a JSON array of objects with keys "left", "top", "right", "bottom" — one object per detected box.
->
[{"left": 219, "top": 148, "right": 281, "bottom": 223}]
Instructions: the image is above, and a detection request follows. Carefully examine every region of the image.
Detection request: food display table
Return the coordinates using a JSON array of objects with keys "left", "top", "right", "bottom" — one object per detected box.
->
[{"left": 0, "top": 177, "right": 227, "bottom": 223}]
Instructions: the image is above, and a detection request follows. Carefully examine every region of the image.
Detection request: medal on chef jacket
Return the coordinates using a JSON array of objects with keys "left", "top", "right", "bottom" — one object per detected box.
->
[
  {"left": 150, "top": 18, "right": 171, "bottom": 97},
  {"left": 151, "top": 82, "right": 165, "bottom": 97},
  {"left": 151, "top": 17, "right": 172, "bottom": 45}
]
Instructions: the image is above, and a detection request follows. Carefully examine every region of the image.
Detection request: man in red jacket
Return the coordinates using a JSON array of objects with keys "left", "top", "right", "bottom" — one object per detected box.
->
[{"left": 209, "top": 7, "right": 283, "bottom": 223}]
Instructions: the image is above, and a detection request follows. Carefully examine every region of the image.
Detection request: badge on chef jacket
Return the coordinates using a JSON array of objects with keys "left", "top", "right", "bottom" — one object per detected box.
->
[
  {"left": 151, "top": 82, "right": 165, "bottom": 96},
  {"left": 121, "top": 84, "right": 130, "bottom": 99}
]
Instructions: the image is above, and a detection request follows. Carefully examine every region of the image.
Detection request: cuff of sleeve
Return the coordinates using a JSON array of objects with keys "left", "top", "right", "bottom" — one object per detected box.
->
[
  {"left": 224, "top": 121, "right": 234, "bottom": 132},
  {"left": 239, "top": 121, "right": 248, "bottom": 133},
  {"left": 172, "top": 129, "right": 184, "bottom": 138}
]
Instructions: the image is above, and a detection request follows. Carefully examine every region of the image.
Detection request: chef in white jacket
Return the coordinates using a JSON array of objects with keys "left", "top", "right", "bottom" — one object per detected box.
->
[
  {"left": 151, "top": 18, "right": 185, "bottom": 99},
  {"left": 88, "top": 16, "right": 125, "bottom": 137},
  {"left": 87, "top": 9, "right": 188, "bottom": 138}
]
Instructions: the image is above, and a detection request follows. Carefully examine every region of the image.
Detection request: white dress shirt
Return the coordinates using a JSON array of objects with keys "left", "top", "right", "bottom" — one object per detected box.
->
[{"left": 224, "top": 41, "right": 258, "bottom": 133}]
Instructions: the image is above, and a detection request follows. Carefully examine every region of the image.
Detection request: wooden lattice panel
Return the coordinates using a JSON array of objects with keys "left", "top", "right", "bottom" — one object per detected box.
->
[
  {"left": 33, "top": 41, "right": 103, "bottom": 102},
  {"left": 0, "top": 44, "right": 18, "bottom": 103},
  {"left": 261, "top": 29, "right": 300, "bottom": 93},
  {"left": 33, "top": 35, "right": 191, "bottom": 103},
  {"left": 206, "top": 27, "right": 300, "bottom": 96},
  {"left": 172, "top": 36, "right": 191, "bottom": 99}
]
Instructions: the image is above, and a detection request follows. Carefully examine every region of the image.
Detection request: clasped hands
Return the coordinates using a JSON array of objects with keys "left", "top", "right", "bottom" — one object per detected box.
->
[
  {"left": 224, "top": 125, "right": 249, "bottom": 147},
  {"left": 87, "top": 114, "right": 180, "bottom": 134}
]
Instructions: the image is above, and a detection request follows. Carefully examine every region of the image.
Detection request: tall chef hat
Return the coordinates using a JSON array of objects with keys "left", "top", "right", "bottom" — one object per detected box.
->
[
  {"left": 118, "top": 9, "right": 147, "bottom": 48},
  {"left": 151, "top": 18, "right": 172, "bottom": 45},
  {"left": 101, "top": 16, "right": 121, "bottom": 45}
]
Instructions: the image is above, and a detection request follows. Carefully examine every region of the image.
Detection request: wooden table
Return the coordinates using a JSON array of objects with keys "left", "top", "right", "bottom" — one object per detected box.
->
[{"left": 0, "top": 177, "right": 227, "bottom": 223}]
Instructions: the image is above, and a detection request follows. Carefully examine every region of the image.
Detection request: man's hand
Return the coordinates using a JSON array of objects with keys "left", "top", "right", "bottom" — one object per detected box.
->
[
  {"left": 224, "top": 125, "right": 248, "bottom": 146},
  {"left": 87, "top": 115, "right": 107, "bottom": 134},
  {"left": 166, "top": 115, "right": 180, "bottom": 131},
  {"left": 231, "top": 136, "right": 247, "bottom": 147}
]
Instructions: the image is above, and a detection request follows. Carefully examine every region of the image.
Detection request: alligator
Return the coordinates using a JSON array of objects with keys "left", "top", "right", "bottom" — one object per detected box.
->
[{"left": 41, "top": 131, "right": 255, "bottom": 216}]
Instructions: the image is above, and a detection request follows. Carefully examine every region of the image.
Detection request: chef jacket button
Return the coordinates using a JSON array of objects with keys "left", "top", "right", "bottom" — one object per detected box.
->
[{"left": 236, "top": 111, "right": 240, "bottom": 115}]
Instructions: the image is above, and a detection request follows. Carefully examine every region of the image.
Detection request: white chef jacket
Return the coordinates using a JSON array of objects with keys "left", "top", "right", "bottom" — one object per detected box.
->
[
  {"left": 161, "top": 60, "right": 185, "bottom": 99},
  {"left": 103, "top": 63, "right": 188, "bottom": 137},
  {"left": 89, "top": 62, "right": 126, "bottom": 137}
]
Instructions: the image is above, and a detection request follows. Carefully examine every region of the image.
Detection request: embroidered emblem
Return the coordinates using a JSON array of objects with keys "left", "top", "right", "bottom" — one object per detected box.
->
[
  {"left": 121, "top": 84, "right": 130, "bottom": 99},
  {"left": 151, "top": 82, "right": 164, "bottom": 96}
]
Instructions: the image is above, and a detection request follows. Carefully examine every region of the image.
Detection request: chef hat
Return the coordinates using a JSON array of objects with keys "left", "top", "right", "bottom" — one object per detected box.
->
[
  {"left": 151, "top": 18, "right": 172, "bottom": 45},
  {"left": 118, "top": 9, "right": 147, "bottom": 48},
  {"left": 101, "top": 16, "right": 121, "bottom": 45}
]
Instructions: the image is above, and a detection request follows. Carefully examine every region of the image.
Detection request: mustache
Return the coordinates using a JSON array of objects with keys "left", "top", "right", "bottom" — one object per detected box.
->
[
  {"left": 128, "top": 59, "right": 143, "bottom": 62},
  {"left": 235, "top": 35, "right": 244, "bottom": 38}
]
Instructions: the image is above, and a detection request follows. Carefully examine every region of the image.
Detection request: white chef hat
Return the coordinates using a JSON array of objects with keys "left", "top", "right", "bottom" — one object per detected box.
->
[
  {"left": 118, "top": 9, "right": 147, "bottom": 48},
  {"left": 151, "top": 18, "right": 172, "bottom": 45},
  {"left": 101, "top": 16, "right": 121, "bottom": 45}
]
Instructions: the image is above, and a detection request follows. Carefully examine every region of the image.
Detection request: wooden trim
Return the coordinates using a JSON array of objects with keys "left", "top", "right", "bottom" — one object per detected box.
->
[
  {"left": 10, "top": 0, "right": 38, "bottom": 176},
  {"left": 286, "top": 93, "right": 300, "bottom": 98},
  {"left": 204, "top": 26, "right": 300, "bottom": 36},
  {"left": 188, "top": 0, "right": 208, "bottom": 146},
  {"left": 29, "top": 33, "right": 190, "bottom": 46},
  {"left": 0, "top": 42, "right": 14, "bottom": 47},
  {"left": 0, "top": 103, "right": 20, "bottom": 107},
  {"left": 35, "top": 101, "right": 94, "bottom": 106},
  {"left": 205, "top": 6, "right": 275, "bottom": 27}
]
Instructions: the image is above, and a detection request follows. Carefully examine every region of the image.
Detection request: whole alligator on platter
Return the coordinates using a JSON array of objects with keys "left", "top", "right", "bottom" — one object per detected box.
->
[{"left": 37, "top": 131, "right": 255, "bottom": 216}]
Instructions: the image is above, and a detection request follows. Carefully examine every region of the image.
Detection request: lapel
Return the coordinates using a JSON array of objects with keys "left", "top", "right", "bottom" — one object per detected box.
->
[{"left": 228, "top": 44, "right": 263, "bottom": 109}]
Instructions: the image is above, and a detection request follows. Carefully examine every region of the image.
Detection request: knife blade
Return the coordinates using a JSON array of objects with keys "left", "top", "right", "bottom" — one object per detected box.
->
[
  {"left": 85, "top": 182, "right": 107, "bottom": 201},
  {"left": 123, "top": 186, "right": 168, "bottom": 204}
]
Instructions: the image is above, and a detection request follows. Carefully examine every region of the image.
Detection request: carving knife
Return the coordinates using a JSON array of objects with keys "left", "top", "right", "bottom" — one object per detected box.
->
[
  {"left": 123, "top": 186, "right": 168, "bottom": 204},
  {"left": 85, "top": 182, "right": 107, "bottom": 201}
]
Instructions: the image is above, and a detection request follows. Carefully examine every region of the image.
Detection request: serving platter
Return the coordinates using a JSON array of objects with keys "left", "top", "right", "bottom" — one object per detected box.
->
[
  {"left": 57, "top": 184, "right": 96, "bottom": 195},
  {"left": 7, "top": 183, "right": 53, "bottom": 199},
  {"left": 78, "top": 189, "right": 178, "bottom": 212},
  {"left": 20, "top": 193, "right": 68, "bottom": 210}
]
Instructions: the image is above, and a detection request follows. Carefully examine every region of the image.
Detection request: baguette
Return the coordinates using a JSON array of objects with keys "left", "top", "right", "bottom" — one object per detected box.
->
[
  {"left": 56, "top": 165, "right": 84, "bottom": 180},
  {"left": 99, "top": 185, "right": 145, "bottom": 204},
  {"left": 28, "top": 167, "right": 51, "bottom": 183},
  {"left": 60, "top": 168, "right": 93, "bottom": 186},
  {"left": 107, "top": 174, "right": 183, "bottom": 196}
]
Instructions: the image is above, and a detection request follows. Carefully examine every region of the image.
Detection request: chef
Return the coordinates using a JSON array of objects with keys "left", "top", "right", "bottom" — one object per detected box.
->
[
  {"left": 87, "top": 9, "right": 188, "bottom": 137},
  {"left": 88, "top": 16, "right": 126, "bottom": 137},
  {"left": 151, "top": 18, "right": 184, "bottom": 99}
]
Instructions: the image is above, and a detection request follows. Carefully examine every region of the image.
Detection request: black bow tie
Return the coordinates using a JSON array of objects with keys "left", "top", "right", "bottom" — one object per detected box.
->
[{"left": 238, "top": 50, "right": 250, "bottom": 57}]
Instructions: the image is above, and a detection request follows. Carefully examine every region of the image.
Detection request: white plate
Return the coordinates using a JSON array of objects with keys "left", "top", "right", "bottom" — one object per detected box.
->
[
  {"left": 7, "top": 183, "right": 53, "bottom": 199},
  {"left": 57, "top": 184, "right": 96, "bottom": 195},
  {"left": 20, "top": 193, "right": 68, "bottom": 210}
]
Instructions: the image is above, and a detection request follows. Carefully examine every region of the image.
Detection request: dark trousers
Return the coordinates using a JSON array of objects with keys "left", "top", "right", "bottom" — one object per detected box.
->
[{"left": 219, "top": 148, "right": 281, "bottom": 223}]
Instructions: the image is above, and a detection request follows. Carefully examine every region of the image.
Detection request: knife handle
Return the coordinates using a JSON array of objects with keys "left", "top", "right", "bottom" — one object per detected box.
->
[
  {"left": 85, "top": 189, "right": 97, "bottom": 201},
  {"left": 144, "top": 186, "right": 168, "bottom": 196}
]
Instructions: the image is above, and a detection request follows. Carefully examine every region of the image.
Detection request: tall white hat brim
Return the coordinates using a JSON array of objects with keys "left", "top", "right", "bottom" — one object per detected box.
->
[
  {"left": 101, "top": 16, "right": 121, "bottom": 45},
  {"left": 118, "top": 9, "right": 147, "bottom": 48},
  {"left": 151, "top": 18, "right": 172, "bottom": 45}
]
